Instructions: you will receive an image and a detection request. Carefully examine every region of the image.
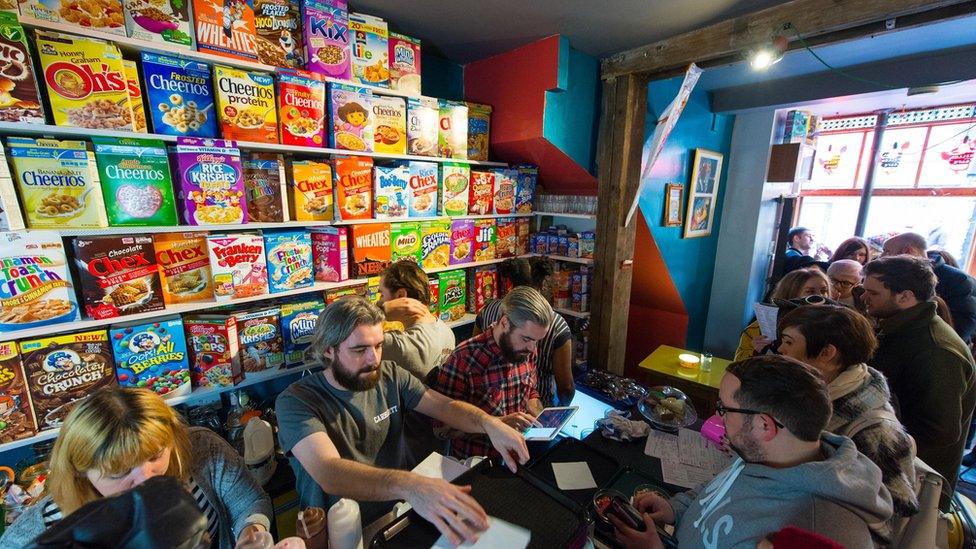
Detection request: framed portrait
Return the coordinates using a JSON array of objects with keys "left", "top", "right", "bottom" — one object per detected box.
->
[
  {"left": 663, "top": 183, "right": 683, "bottom": 227},
  {"left": 683, "top": 148, "right": 724, "bottom": 238}
]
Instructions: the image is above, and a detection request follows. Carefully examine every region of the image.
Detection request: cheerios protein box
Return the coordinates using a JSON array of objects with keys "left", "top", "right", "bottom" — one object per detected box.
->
[
  {"left": 214, "top": 65, "right": 278, "bottom": 144},
  {"left": 141, "top": 52, "right": 218, "bottom": 137}
]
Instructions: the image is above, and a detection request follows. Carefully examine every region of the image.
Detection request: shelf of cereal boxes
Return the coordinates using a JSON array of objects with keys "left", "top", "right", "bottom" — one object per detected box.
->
[
  {"left": 445, "top": 314, "right": 477, "bottom": 329},
  {"left": 54, "top": 220, "right": 335, "bottom": 238},
  {"left": 330, "top": 213, "right": 533, "bottom": 226},
  {"left": 533, "top": 212, "right": 597, "bottom": 220},
  {"left": 425, "top": 254, "right": 535, "bottom": 275},
  {"left": 530, "top": 253, "right": 594, "bottom": 266}
]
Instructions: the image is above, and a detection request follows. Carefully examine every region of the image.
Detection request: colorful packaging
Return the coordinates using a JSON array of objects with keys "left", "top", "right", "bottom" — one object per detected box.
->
[
  {"left": 581, "top": 231, "right": 596, "bottom": 259},
  {"left": 428, "top": 277, "right": 439, "bottom": 316},
  {"left": 242, "top": 152, "right": 287, "bottom": 222},
  {"left": 23, "top": 0, "right": 124, "bottom": 35},
  {"left": 466, "top": 266, "right": 497, "bottom": 314},
  {"left": 0, "top": 231, "right": 80, "bottom": 333},
  {"left": 333, "top": 156, "right": 373, "bottom": 221},
  {"left": 420, "top": 220, "right": 450, "bottom": 270},
  {"left": 36, "top": 32, "right": 133, "bottom": 130},
  {"left": 389, "top": 33, "right": 421, "bottom": 95},
  {"left": 515, "top": 164, "right": 537, "bottom": 214},
  {"left": 311, "top": 227, "right": 348, "bottom": 282},
  {"left": 0, "top": 13, "right": 44, "bottom": 124},
  {"left": 8, "top": 137, "right": 109, "bottom": 229},
  {"left": 302, "top": 0, "right": 351, "bottom": 80},
  {"left": 438, "top": 269, "right": 466, "bottom": 322},
  {"left": 408, "top": 161, "right": 438, "bottom": 217},
  {"left": 192, "top": 0, "right": 258, "bottom": 60},
  {"left": 173, "top": 137, "right": 247, "bottom": 225},
  {"left": 254, "top": 0, "right": 304, "bottom": 67},
  {"left": 280, "top": 298, "right": 324, "bottom": 366},
  {"left": 183, "top": 315, "right": 243, "bottom": 387},
  {"left": 372, "top": 96, "right": 407, "bottom": 155},
  {"left": 390, "top": 222, "right": 421, "bottom": 263},
  {"left": 214, "top": 66, "right": 278, "bottom": 144},
  {"left": 496, "top": 217, "right": 518, "bottom": 258},
  {"left": 123, "top": 0, "right": 193, "bottom": 48},
  {"left": 92, "top": 137, "right": 178, "bottom": 226},
  {"left": 235, "top": 307, "right": 284, "bottom": 372},
  {"left": 264, "top": 230, "right": 313, "bottom": 293},
  {"left": 406, "top": 97, "right": 439, "bottom": 156},
  {"left": 450, "top": 219, "right": 474, "bottom": 265},
  {"left": 349, "top": 12, "right": 389, "bottom": 87},
  {"left": 122, "top": 61, "right": 148, "bottom": 133},
  {"left": 373, "top": 163, "right": 409, "bottom": 219},
  {"left": 324, "top": 284, "right": 365, "bottom": 303},
  {"left": 517, "top": 217, "right": 531, "bottom": 255},
  {"left": 154, "top": 232, "right": 214, "bottom": 305},
  {"left": 494, "top": 168, "right": 516, "bottom": 215},
  {"left": 20, "top": 330, "right": 115, "bottom": 432},
  {"left": 467, "top": 102, "right": 492, "bottom": 161},
  {"left": 468, "top": 170, "right": 495, "bottom": 215},
  {"left": 440, "top": 163, "right": 470, "bottom": 216},
  {"left": 329, "top": 83, "right": 372, "bottom": 152},
  {"left": 289, "top": 159, "right": 333, "bottom": 221},
  {"left": 277, "top": 69, "right": 326, "bottom": 147},
  {"left": 207, "top": 233, "right": 268, "bottom": 300},
  {"left": 110, "top": 316, "right": 191, "bottom": 399},
  {"left": 438, "top": 100, "right": 468, "bottom": 159},
  {"left": 472, "top": 218, "right": 496, "bottom": 262},
  {"left": 0, "top": 342, "right": 37, "bottom": 443},
  {"left": 72, "top": 235, "right": 165, "bottom": 320},
  {"left": 350, "top": 223, "right": 391, "bottom": 278},
  {"left": 0, "top": 141, "right": 23, "bottom": 232},
  {"left": 141, "top": 52, "right": 218, "bottom": 137}
]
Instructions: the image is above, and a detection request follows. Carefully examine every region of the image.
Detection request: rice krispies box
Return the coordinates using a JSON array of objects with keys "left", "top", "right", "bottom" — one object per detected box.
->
[
  {"left": 494, "top": 168, "right": 517, "bottom": 215},
  {"left": 214, "top": 66, "right": 278, "bottom": 144},
  {"left": 496, "top": 217, "right": 518, "bottom": 258},
  {"left": 373, "top": 163, "right": 408, "bottom": 219},
  {"left": 329, "top": 83, "right": 372, "bottom": 152},
  {"left": 242, "top": 152, "right": 288, "bottom": 222},
  {"left": 349, "top": 12, "right": 388, "bottom": 87},
  {"left": 235, "top": 307, "right": 284, "bottom": 372},
  {"left": 289, "top": 159, "right": 333, "bottom": 222},
  {"left": 420, "top": 220, "right": 450, "bottom": 270},
  {"left": 92, "top": 137, "right": 178, "bottom": 227},
  {"left": 0, "top": 231, "right": 80, "bottom": 333},
  {"left": 333, "top": 156, "right": 373, "bottom": 221},
  {"left": 303, "top": 0, "right": 351, "bottom": 80},
  {"left": 438, "top": 269, "right": 466, "bottom": 322},
  {"left": 280, "top": 298, "right": 324, "bottom": 366},
  {"left": 153, "top": 232, "right": 214, "bottom": 304},
  {"left": 207, "top": 233, "right": 268, "bottom": 300},
  {"left": 310, "top": 226, "right": 348, "bottom": 282},
  {"left": 0, "top": 342, "right": 37, "bottom": 443},
  {"left": 406, "top": 97, "right": 438, "bottom": 157},
  {"left": 110, "top": 316, "right": 191, "bottom": 400},
  {"left": 408, "top": 161, "right": 438, "bottom": 217},
  {"left": 72, "top": 235, "right": 166, "bottom": 320},
  {"left": 123, "top": 0, "right": 193, "bottom": 48},
  {"left": 390, "top": 222, "right": 420, "bottom": 264},
  {"left": 264, "top": 230, "right": 313, "bottom": 293},
  {"left": 389, "top": 33, "right": 421, "bottom": 95},
  {"left": 122, "top": 61, "right": 148, "bottom": 133},
  {"left": 254, "top": 0, "right": 304, "bottom": 68},
  {"left": 372, "top": 95, "right": 406, "bottom": 155},
  {"left": 515, "top": 164, "right": 538, "bottom": 213},
  {"left": 472, "top": 218, "right": 496, "bottom": 262},
  {"left": 440, "top": 163, "right": 470, "bottom": 217},
  {"left": 192, "top": 0, "right": 258, "bottom": 60},
  {"left": 141, "top": 53, "right": 218, "bottom": 137},
  {"left": 277, "top": 69, "right": 326, "bottom": 147},
  {"left": 350, "top": 223, "right": 390, "bottom": 278},
  {"left": 183, "top": 315, "right": 243, "bottom": 388},
  {"left": 173, "top": 137, "right": 247, "bottom": 225},
  {"left": 449, "top": 219, "right": 474, "bottom": 265},
  {"left": 438, "top": 100, "right": 467, "bottom": 159},
  {"left": 0, "top": 13, "right": 45, "bottom": 124},
  {"left": 468, "top": 170, "right": 494, "bottom": 215}
]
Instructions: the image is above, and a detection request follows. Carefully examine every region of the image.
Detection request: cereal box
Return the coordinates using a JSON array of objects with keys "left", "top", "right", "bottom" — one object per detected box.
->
[
  {"left": 517, "top": 217, "right": 531, "bottom": 255},
  {"left": 23, "top": 0, "right": 124, "bottom": 35},
  {"left": 192, "top": 0, "right": 258, "bottom": 60},
  {"left": 324, "top": 283, "right": 364, "bottom": 303},
  {"left": 366, "top": 276, "right": 381, "bottom": 304},
  {"left": 0, "top": 342, "right": 37, "bottom": 443},
  {"left": 350, "top": 223, "right": 390, "bottom": 278},
  {"left": 214, "top": 66, "right": 278, "bottom": 144},
  {"left": 280, "top": 298, "right": 323, "bottom": 366},
  {"left": 408, "top": 161, "right": 438, "bottom": 217},
  {"left": 468, "top": 170, "right": 495, "bottom": 215},
  {"left": 0, "top": 13, "right": 45, "bottom": 124},
  {"left": 581, "top": 231, "right": 595, "bottom": 259},
  {"left": 466, "top": 265, "right": 497, "bottom": 314},
  {"left": 20, "top": 330, "right": 116, "bottom": 432},
  {"left": 407, "top": 97, "right": 438, "bottom": 156},
  {"left": 153, "top": 232, "right": 214, "bottom": 304},
  {"left": 92, "top": 137, "right": 178, "bottom": 226},
  {"left": 472, "top": 218, "right": 496, "bottom": 262},
  {"left": 72, "top": 235, "right": 165, "bottom": 320},
  {"left": 496, "top": 217, "right": 518, "bottom": 258},
  {"left": 438, "top": 100, "right": 468, "bottom": 159},
  {"left": 440, "top": 163, "right": 470, "bottom": 216},
  {"left": 173, "top": 137, "right": 247, "bottom": 225},
  {"left": 494, "top": 168, "right": 516, "bottom": 215},
  {"left": 289, "top": 159, "right": 333, "bottom": 221},
  {"left": 428, "top": 277, "right": 439, "bottom": 316},
  {"left": 373, "top": 162, "right": 408, "bottom": 219},
  {"left": 0, "top": 231, "right": 80, "bottom": 333},
  {"left": 8, "top": 137, "right": 109, "bottom": 229},
  {"left": 349, "top": 12, "right": 388, "bottom": 87},
  {"left": 372, "top": 95, "right": 406, "bottom": 155},
  {"left": 0, "top": 142, "right": 23, "bottom": 232},
  {"left": 183, "top": 315, "right": 243, "bottom": 387},
  {"left": 329, "top": 83, "right": 372, "bottom": 152},
  {"left": 450, "top": 219, "right": 474, "bottom": 265},
  {"left": 438, "top": 269, "right": 466, "bottom": 322},
  {"left": 303, "top": 0, "right": 350, "bottom": 80},
  {"left": 123, "top": 0, "right": 193, "bottom": 48},
  {"left": 333, "top": 156, "right": 373, "bottom": 221},
  {"left": 389, "top": 33, "right": 421, "bottom": 95},
  {"left": 420, "top": 220, "right": 450, "bottom": 270},
  {"left": 310, "top": 226, "right": 348, "bottom": 282},
  {"left": 110, "top": 316, "right": 191, "bottom": 399},
  {"left": 242, "top": 152, "right": 287, "bottom": 222},
  {"left": 264, "top": 229, "right": 313, "bottom": 293},
  {"left": 141, "top": 53, "right": 218, "bottom": 137},
  {"left": 277, "top": 69, "right": 326, "bottom": 147},
  {"left": 515, "top": 164, "right": 537, "bottom": 214},
  {"left": 122, "top": 61, "right": 148, "bottom": 133},
  {"left": 207, "top": 233, "right": 268, "bottom": 300},
  {"left": 467, "top": 102, "right": 491, "bottom": 161},
  {"left": 390, "top": 222, "right": 420, "bottom": 263},
  {"left": 254, "top": 0, "right": 304, "bottom": 67},
  {"left": 234, "top": 307, "right": 284, "bottom": 372}
]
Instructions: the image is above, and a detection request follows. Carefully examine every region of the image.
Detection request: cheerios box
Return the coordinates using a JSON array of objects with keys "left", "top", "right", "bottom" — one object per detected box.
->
[
  {"left": 183, "top": 315, "right": 243, "bottom": 388},
  {"left": 110, "top": 316, "right": 191, "bottom": 400},
  {"left": 280, "top": 298, "right": 324, "bottom": 366},
  {"left": 92, "top": 137, "right": 178, "bottom": 226},
  {"left": 173, "top": 137, "right": 248, "bottom": 225},
  {"left": 329, "top": 82, "right": 372, "bottom": 152},
  {"left": 407, "top": 161, "right": 438, "bottom": 217},
  {"left": 333, "top": 156, "right": 373, "bottom": 221},
  {"left": 349, "top": 223, "right": 390, "bottom": 278},
  {"left": 192, "top": 0, "right": 258, "bottom": 61},
  {"left": 373, "top": 163, "right": 408, "bottom": 220},
  {"left": 263, "top": 229, "right": 314, "bottom": 293},
  {"left": 277, "top": 69, "right": 326, "bottom": 147},
  {"left": 419, "top": 220, "right": 450, "bottom": 270},
  {"left": 371, "top": 95, "right": 406, "bottom": 155},
  {"left": 23, "top": 0, "right": 125, "bottom": 35},
  {"left": 214, "top": 66, "right": 278, "bottom": 144},
  {"left": 303, "top": 0, "right": 351, "bottom": 80},
  {"left": 438, "top": 269, "right": 466, "bottom": 322},
  {"left": 141, "top": 52, "right": 218, "bottom": 137},
  {"left": 288, "top": 159, "right": 333, "bottom": 222},
  {"left": 0, "top": 231, "right": 80, "bottom": 334},
  {"left": 349, "top": 12, "right": 388, "bottom": 88},
  {"left": 123, "top": 0, "right": 193, "bottom": 48},
  {"left": 439, "top": 163, "right": 469, "bottom": 216}
]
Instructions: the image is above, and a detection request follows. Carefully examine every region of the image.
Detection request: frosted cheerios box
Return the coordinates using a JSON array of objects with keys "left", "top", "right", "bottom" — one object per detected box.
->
[{"left": 142, "top": 52, "right": 218, "bottom": 137}]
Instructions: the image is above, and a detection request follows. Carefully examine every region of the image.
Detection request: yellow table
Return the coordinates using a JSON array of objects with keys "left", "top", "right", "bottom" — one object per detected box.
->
[{"left": 637, "top": 345, "right": 733, "bottom": 416}]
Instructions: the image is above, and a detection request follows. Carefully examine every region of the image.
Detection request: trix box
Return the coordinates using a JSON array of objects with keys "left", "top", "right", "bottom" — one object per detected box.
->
[{"left": 110, "top": 316, "right": 191, "bottom": 399}]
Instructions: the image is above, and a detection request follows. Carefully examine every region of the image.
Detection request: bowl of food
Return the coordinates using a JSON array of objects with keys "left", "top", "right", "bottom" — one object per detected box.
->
[
  {"left": 638, "top": 386, "right": 697, "bottom": 431},
  {"left": 592, "top": 489, "right": 646, "bottom": 532}
]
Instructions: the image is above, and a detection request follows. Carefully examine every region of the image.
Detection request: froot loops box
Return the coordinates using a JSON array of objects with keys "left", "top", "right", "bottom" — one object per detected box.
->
[{"left": 110, "top": 316, "right": 191, "bottom": 399}]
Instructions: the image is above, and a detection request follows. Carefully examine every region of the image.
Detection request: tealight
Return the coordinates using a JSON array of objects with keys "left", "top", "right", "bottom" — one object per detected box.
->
[{"left": 678, "top": 353, "right": 701, "bottom": 369}]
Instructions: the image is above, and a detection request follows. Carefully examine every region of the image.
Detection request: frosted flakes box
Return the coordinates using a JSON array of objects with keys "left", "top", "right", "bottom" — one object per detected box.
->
[
  {"left": 242, "top": 152, "right": 287, "bottom": 222},
  {"left": 349, "top": 12, "right": 388, "bottom": 87},
  {"left": 373, "top": 162, "right": 408, "bottom": 219},
  {"left": 234, "top": 307, "right": 284, "bottom": 372},
  {"left": 142, "top": 52, "right": 218, "bottom": 137},
  {"left": 123, "top": 60, "right": 148, "bottom": 133},
  {"left": 329, "top": 82, "right": 372, "bottom": 152},
  {"left": 36, "top": 32, "right": 133, "bottom": 130},
  {"left": 214, "top": 66, "right": 278, "bottom": 144},
  {"left": 0, "top": 342, "right": 37, "bottom": 443},
  {"left": 254, "top": 0, "right": 304, "bottom": 67},
  {"left": 92, "top": 137, "right": 178, "bottom": 226},
  {"left": 110, "top": 316, "right": 191, "bottom": 399},
  {"left": 407, "top": 161, "right": 438, "bottom": 217},
  {"left": 467, "top": 102, "right": 491, "bottom": 162},
  {"left": 390, "top": 221, "right": 420, "bottom": 263},
  {"left": 420, "top": 220, "right": 450, "bottom": 270},
  {"left": 450, "top": 219, "right": 474, "bottom": 265},
  {"left": 173, "top": 137, "right": 247, "bottom": 225},
  {"left": 333, "top": 156, "right": 373, "bottom": 221},
  {"left": 0, "top": 231, "right": 80, "bottom": 333},
  {"left": 23, "top": 0, "right": 124, "bottom": 35},
  {"left": 303, "top": 0, "right": 350, "bottom": 80},
  {"left": 350, "top": 223, "right": 390, "bottom": 278},
  {"left": 0, "top": 13, "right": 44, "bottom": 124},
  {"left": 183, "top": 315, "right": 243, "bottom": 387},
  {"left": 192, "top": 0, "right": 258, "bottom": 60},
  {"left": 310, "top": 226, "right": 348, "bottom": 282},
  {"left": 494, "top": 168, "right": 516, "bottom": 215},
  {"left": 472, "top": 218, "right": 496, "bottom": 262},
  {"left": 389, "top": 33, "right": 420, "bottom": 95},
  {"left": 438, "top": 100, "right": 467, "bottom": 159},
  {"left": 438, "top": 269, "right": 465, "bottom": 322},
  {"left": 466, "top": 265, "right": 497, "bottom": 314},
  {"left": 288, "top": 159, "right": 333, "bottom": 222},
  {"left": 123, "top": 0, "right": 193, "bottom": 48},
  {"left": 207, "top": 233, "right": 268, "bottom": 300},
  {"left": 264, "top": 229, "right": 313, "bottom": 293},
  {"left": 468, "top": 170, "right": 494, "bottom": 215},
  {"left": 277, "top": 69, "right": 326, "bottom": 147},
  {"left": 515, "top": 164, "right": 537, "bottom": 214},
  {"left": 280, "top": 298, "right": 324, "bottom": 366},
  {"left": 440, "top": 163, "right": 469, "bottom": 216},
  {"left": 496, "top": 217, "right": 518, "bottom": 258},
  {"left": 8, "top": 137, "right": 109, "bottom": 229},
  {"left": 372, "top": 95, "right": 406, "bottom": 155},
  {"left": 72, "top": 235, "right": 165, "bottom": 320},
  {"left": 406, "top": 96, "right": 438, "bottom": 157},
  {"left": 153, "top": 232, "right": 214, "bottom": 304}
]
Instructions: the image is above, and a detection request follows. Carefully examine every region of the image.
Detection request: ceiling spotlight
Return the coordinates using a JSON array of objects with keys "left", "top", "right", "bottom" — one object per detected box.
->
[{"left": 749, "top": 35, "right": 788, "bottom": 70}]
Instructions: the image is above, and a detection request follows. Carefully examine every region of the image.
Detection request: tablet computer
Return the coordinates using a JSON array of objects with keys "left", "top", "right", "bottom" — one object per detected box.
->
[{"left": 523, "top": 406, "right": 580, "bottom": 441}]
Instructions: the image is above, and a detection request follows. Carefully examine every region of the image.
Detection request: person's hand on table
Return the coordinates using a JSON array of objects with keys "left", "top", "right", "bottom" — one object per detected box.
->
[
  {"left": 483, "top": 417, "right": 530, "bottom": 473},
  {"left": 632, "top": 492, "right": 675, "bottom": 525},
  {"left": 405, "top": 475, "right": 489, "bottom": 546},
  {"left": 499, "top": 412, "right": 541, "bottom": 432},
  {"left": 610, "top": 513, "right": 664, "bottom": 549}
]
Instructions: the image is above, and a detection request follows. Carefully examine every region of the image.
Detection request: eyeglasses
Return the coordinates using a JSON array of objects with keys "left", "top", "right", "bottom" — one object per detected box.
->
[
  {"left": 830, "top": 278, "right": 857, "bottom": 290},
  {"left": 715, "top": 401, "right": 785, "bottom": 428}
]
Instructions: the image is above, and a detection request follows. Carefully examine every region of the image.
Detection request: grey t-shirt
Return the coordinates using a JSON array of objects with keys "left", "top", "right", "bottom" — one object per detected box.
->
[
  {"left": 383, "top": 320, "right": 456, "bottom": 381},
  {"left": 275, "top": 361, "right": 428, "bottom": 511}
]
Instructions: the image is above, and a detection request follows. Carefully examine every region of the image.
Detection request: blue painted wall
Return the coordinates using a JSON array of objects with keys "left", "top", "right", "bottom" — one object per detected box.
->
[
  {"left": 422, "top": 53, "right": 464, "bottom": 101},
  {"left": 542, "top": 38, "right": 600, "bottom": 174}
]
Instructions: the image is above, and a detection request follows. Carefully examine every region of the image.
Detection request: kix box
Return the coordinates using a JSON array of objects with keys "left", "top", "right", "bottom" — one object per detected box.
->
[{"left": 110, "top": 316, "right": 191, "bottom": 400}]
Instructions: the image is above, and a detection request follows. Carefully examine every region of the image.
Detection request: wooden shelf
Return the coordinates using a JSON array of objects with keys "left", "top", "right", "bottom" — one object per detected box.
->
[
  {"left": 533, "top": 254, "right": 594, "bottom": 265},
  {"left": 331, "top": 213, "right": 533, "bottom": 226},
  {"left": 554, "top": 307, "right": 591, "bottom": 319},
  {"left": 533, "top": 212, "right": 597, "bottom": 220}
]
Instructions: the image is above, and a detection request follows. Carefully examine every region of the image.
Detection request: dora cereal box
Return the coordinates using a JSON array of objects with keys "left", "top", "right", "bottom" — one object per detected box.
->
[
  {"left": 92, "top": 137, "right": 178, "bottom": 226},
  {"left": 192, "top": 0, "right": 258, "bottom": 60},
  {"left": 407, "top": 96, "right": 438, "bottom": 156},
  {"left": 277, "top": 69, "right": 325, "bottom": 147},
  {"left": 515, "top": 164, "right": 538, "bottom": 214},
  {"left": 408, "top": 161, "right": 438, "bottom": 218},
  {"left": 280, "top": 297, "right": 323, "bottom": 366},
  {"left": 20, "top": 330, "right": 115, "bottom": 432},
  {"left": 440, "top": 163, "right": 470, "bottom": 216},
  {"left": 0, "top": 13, "right": 44, "bottom": 124},
  {"left": 349, "top": 12, "right": 388, "bottom": 87},
  {"left": 496, "top": 217, "right": 518, "bottom": 258},
  {"left": 390, "top": 221, "right": 420, "bottom": 264},
  {"left": 303, "top": 0, "right": 350, "bottom": 80},
  {"left": 438, "top": 100, "right": 467, "bottom": 159},
  {"left": 389, "top": 33, "right": 420, "bottom": 95},
  {"left": 123, "top": 61, "right": 148, "bottom": 133},
  {"left": 23, "top": 0, "right": 124, "bottom": 35},
  {"left": 242, "top": 152, "right": 287, "bottom": 222},
  {"left": 153, "top": 232, "right": 214, "bottom": 304},
  {"left": 173, "top": 137, "right": 247, "bottom": 225},
  {"left": 420, "top": 220, "right": 450, "bottom": 270},
  {"left": 123, "top": 0, "right": 193, "bottom": 48},
  {"left": 0, "top": 231, "right": 80, "bottom": 333},
  {"left": 72, "top": 235, "right": 165, "bottom": 320},
  {"left": 264, "top": 229, "right": 313, "bottom": 293},
  {"left": 234, "top": 307, "right": 284, "bottom": 372},
  {"left": 110, "top": 316, "right": 191, "bottom": 399},
  {"left": 207, "top": 233, "right": 268, "bottom": 300},
  {"left": 466, "top": 265, "right": 498, "bottom": 314},
  {"left": 329, "top": 82, "right": 372, "bottom": 152},
  {"left": 472, "top": 218, "right": 496, "bottom": 262},
  {"left": 310, "top": 226, "right": 348, "bottom": 282},
  {"left": 373, "top": 163, "right": 408, "bottom": 220},
  {"left": 8, "top": 137, "right": 109, "bottom": 229},
  {"left": 372, "top": 95, "right": 406, "bottom": 155},
  {"left": 438, "top": 269, "right": 466, "bottom": 322},
  {"left": 215, "top": 66, "right": 278, "bottom": 144},
  {"left": 0, "top": 342, "right": 37, "bottom": 443},
  {"left": 333, "top": 156, "right": 373, "bottom": 221},
  {"left": 142, "top": 52, "right": 218, "bottom": 137},
  {"left": 494, "top": 168, "right": 516, "bottom": 215},
  {"left": 468, "top": 170, "right": 494, "bottom": 215},
  {"left": 350, "top": 223, "right": 390, "bottom": 278},
  {"left": 183, "top": 315, "right": 243, "bottom": 387},
  {"left": 467, "top": 102, "right": 491, "bottom": 162},
  {"left": 449, "top": 219, "right": 474, "bottom": 265},
  {"left": 289, "top": 159, "right": 333, "bottom": 221},
  {"left": 254, "top": 0, "right": 304, "bottom": 68}
]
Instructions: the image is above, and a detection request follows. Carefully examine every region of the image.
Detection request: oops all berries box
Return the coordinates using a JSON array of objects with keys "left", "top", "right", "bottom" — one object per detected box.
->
[{"left": 110, "top": 316, "right": 191, "bottom": 400}]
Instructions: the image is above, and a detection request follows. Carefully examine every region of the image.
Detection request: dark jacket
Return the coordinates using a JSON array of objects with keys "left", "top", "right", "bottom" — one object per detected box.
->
[
  {"left": 870, "top": 301, "right": 976, "bottom": 500},
  {"left": 928, "top": 251, "right": 976, "bottom": 342}
]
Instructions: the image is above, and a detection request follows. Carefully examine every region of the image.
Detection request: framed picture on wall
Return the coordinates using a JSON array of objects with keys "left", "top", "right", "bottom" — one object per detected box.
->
[
  {"left": 683, "top": 148, "right": 724, "bottom": 238},
  {"left": 663, "top": 183, "right": 683, "bottom": 227}
]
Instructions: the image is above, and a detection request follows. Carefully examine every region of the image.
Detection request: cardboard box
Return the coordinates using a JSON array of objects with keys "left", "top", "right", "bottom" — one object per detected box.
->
[
  {"left": 72, "top": 235, "right": 166, "bottom": 320},
  {"left": 0, "top": 342, "right": 37, "bottom": 443},
  {"left": 472, "top": 218, "right": 496, "bottom": 262},
  {"left": 391, "top": 222, "right": 421, "bottom": 264},
  {"left": 92, "top": 137, "right": 178, "bottom": 226},
  {"left": 235, "top": 307, "right": 285, "bottom": 372},
  {"left": 173, "top": 137, "right": 247, "bottom": 225},
  {"left": 372, "top": 96, "right": 407, "bottom": 155},
  {"left": 329, "top": 82, "right": 372, "bottom": 152},
  {"left": 467, "top": 266, "right": 498, "bottom": 314},
  {"left": 264, "top": 230, "right": 314, "bottom": 293},
  {"left": 406, "top": 96, "right": 438, "bottom": 156},
  {"left": 302, "top": 0, "right": 351, "bottom": 80},
  {"left": 333, "top": 156, "right": 373, "bottom": 221},
  {"left": 242, "top": 152, "right": 288, "bottom": 222},
  {"left": 183, "top": 315, "right": 243, "bottom": 388},
  {"left": 192, "top": 0, "right": 258, "bottom": 60},
  {"left": 438, "top": 269, "right": 466, "bottom": 322},
  {"left": 349, "top": 223, "right": 391, "bottom": 278},
  {"left": 207, "top": 233, "right": 269, "bottom": 300},
  {"left": 449, "top": 219, "right": 474, "bottom": 265},
  {"left": 349, "top": 12, "right": 388, "bottom": 87},
  {"left": 154, "top": 232, "right": 214, "bottom": 304},
  {"left": 280, "top": 298, "right": 324, "bottom": 366},
  {"left": 420, "top": 220, "right": 450, "bottom": 270},
  {"left": 0, "top": 231, "right": 80, "bottom": 333},
  {"left": 289, "top": 159, "right": 334, "bottom": 222},
  {"left": 440, "top": 163, "right": 470, "bottom": 216},
  {"left": 110, "top": 316, "right": 191, "bottom": 399},
  {"left": 311, "top": 227, "right": 349, "bottom": 282},
  {"left": 389, "top": 33, "right": 421, "bottom": 94},
  {"left": 374, "top": 163, "right": 409, "bottom": 219}
]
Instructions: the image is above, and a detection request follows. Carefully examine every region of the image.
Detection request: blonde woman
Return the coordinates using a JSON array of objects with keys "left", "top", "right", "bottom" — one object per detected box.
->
[{"left": 1, "top": 387, "right": 271, "bottom": 548}]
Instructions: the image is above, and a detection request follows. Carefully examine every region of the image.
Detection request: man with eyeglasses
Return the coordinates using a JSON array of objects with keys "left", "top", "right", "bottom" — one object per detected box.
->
[
  {"left": 826, "top": 259, "right": 862, "bottom": 308},
  {"left": 610, "top": 355, "right": 892, "bottom": 549}
]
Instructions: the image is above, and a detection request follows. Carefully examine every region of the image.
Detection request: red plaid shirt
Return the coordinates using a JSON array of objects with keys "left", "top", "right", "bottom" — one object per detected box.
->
[{"left": 432, "top": 330, "right": 540, "bottom": 460}]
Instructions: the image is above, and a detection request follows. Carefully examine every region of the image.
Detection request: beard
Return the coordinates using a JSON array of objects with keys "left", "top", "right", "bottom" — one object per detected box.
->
[
  {"left": 499, "top": 330, "right": 532, "bottom": 363},
  {"left": 330, "top": 356, "right": 381, "bottom": 392},
  {"left": 725, "top": 418, "right": 766, "bottom": 463},
  {"left": 866, "top": 298, "right": 900, "bottom": 319}
]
